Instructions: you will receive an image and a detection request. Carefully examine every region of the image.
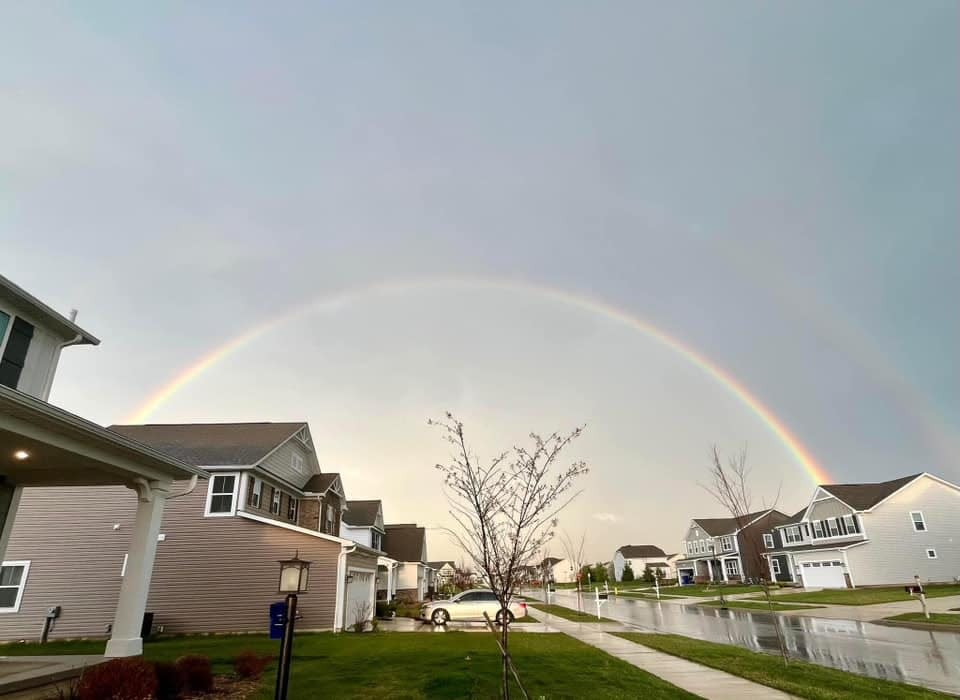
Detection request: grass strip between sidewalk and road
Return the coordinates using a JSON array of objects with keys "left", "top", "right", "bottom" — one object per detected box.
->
[
  {"left": 697, "top": 599, "right": 824, "bottom": 612},
  {"left": 530, "top": 603, "right": 617, "bottom": 623},
  {"left": 883, "top": 612, "right": 960, "bottom": 627},
  {"left": 612, "top": 632, "right": 950, "bottom": 700},
  {"left": 759, "top": 583, "right": 960, "bottom": 606}
]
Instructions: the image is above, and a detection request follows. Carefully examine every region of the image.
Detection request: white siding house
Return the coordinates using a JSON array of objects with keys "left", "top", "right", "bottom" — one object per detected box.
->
[{"left": 612, "top": 545, "right": 670, "bottom": 581}]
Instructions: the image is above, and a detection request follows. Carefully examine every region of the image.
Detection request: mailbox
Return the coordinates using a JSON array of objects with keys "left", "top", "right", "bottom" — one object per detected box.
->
[{"left": 270, "top": 601, "right": 287, "bottom": 640}]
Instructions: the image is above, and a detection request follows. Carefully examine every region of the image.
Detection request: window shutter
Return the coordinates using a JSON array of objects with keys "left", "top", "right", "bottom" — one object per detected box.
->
[{"left": 0, "top": 318, "right": 34, "bottom": 390}]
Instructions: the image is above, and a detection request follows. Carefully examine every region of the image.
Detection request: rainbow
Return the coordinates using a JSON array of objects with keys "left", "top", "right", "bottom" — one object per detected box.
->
[{"left": 124, "top": 277, "right": 830, "bottom": 484}]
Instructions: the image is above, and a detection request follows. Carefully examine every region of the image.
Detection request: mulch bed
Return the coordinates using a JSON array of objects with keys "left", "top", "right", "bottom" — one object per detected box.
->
[{"left": 181, "top": 676, "right": 262, "bottom": 699}]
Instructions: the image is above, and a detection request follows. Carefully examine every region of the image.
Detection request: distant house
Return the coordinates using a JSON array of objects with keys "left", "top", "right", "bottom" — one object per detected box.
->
[
  {"left": 613, "top": 545, "right": 669, "bottom": 581},
  {"left": 340, "top": 499, "right": 398, "bottom": 600},
  {"left": 665, "top": 553, "right": 684, "bottom": 579},
  {"left": 383, "top": 524, "right": 430, "bottom": 601},
  {"left": 428, "top": 560, "right": 457, "bottom": 587},
  {"left": 762, "top": 473, "right": 960, "bottom": 588},
  {"left": 541, "top": 557, "right": 575, "bottom": 584},
  {"left": 675, "top": 509, "right": 791, "bottom": 583}
]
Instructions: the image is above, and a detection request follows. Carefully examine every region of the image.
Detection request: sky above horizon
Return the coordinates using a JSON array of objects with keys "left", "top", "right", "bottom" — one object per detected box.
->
[{"left": 2, "top": 1, "right": 957, "bottom": 563}]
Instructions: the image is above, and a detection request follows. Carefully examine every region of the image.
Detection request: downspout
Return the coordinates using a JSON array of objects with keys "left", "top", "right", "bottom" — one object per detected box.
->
[
  {"left": 166, "top": 475, "right": 199, "bottom": 499},
  {"left": 335, "top": 544, "right": 357, "bottom": 632}
]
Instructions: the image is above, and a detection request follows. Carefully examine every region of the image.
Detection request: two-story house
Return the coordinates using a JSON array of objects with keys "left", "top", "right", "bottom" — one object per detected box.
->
[
  {"left": 428, "top": 560, "right": 457, "bottom": 588},
  {"left": 0, "top": 274, "right": 206, "bottom": 657},
  {"left": 675, "top": 509, "right": 790, "bottom": 584},
  {"left": 0, "top": 421, "right": 383, "bottom": 641},
  {"left": 540, "top": 556, "right": 576, "bottom": 584},
  {"left": 339, "top": 499, "right": 399, "bottom": 600},
  {"left": 762, "top": 473, "right": 960, "bottom": 588},
  {"left": 612, "top": 545, "right": 669, "bottom": 581},
  {"left": 382, "top": 524, "right": 431, "bottom": 601}
]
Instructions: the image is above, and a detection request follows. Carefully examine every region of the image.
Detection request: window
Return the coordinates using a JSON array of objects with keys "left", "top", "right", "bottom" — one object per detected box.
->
[
  {"left": 287, "top": 497, "right": 298, "bottom": 522},
  {"left": 205, "top": 474, "right": 238, "bottom": 516},
  {"left": 694, "top": 529, "right": 700, "bottom": 537},
  {"left": 248, "top": 478, "right": 262, "bottom": 509},
  {"left": 270, "top": 488, "right": 281, "bottom": 516},
  {"left": 812, "top": 521, "right": 824, "bottom": 538},
  {"left": 771, "top": 558, "right": 781, "bottom": 575},
  {"left": 724, "top": 559, "right": 739, "bottom": 577},
  {"left": 720, "top": 536, "right": 733, "bottom": 552},
  {"left": 910, "top": 511, "right": 926, "bottom": 532},
  {"left": 292, "top": 453, "right": 304, "bottom": 474},
  {"left": 827, "top": 518, "right": 840, "bottom": 537},
  {"left": 784, "top": 526, "right": 802, "bottom": 544},
  {"left": 325, "top": 505, "right": 336, "bottom": 534},
  {"left": 763, "top": 534, "right": 774, "bottom": 549},
  {"left": 0, "top": 561, "right": 30, "bottom": 612},
  {"left": 926, "top": 549, "right": 937, "bottom": 559},
  {"left": 841, "top": 514, "right": 859, "bottom": 535},
  {"left": 372, "top": 531, "right": 382, "bottom": 550}
]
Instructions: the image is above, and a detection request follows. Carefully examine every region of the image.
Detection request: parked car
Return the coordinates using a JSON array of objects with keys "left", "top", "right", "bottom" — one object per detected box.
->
[{"left": 419, "top": 589, "right": 527, "bottom": 625}]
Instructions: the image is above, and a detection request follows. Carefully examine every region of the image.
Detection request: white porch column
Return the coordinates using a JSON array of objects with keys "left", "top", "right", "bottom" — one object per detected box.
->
[
  {"left": 721, "top": 558, "right": 728, "bottom": 582},
  {"left": 105, "top": 480, "right": 169, "bottom": 658},
  {"left": 767, "top": 555, "right": 776, "bottom": 582},
  {"left": 707, "top": 560, "right": 714, "bottom": 582}
]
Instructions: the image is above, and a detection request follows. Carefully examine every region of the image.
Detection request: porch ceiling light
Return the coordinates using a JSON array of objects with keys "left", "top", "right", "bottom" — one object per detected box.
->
[{"left": 13, "top": 450, "right": 29, "bottom": 461}]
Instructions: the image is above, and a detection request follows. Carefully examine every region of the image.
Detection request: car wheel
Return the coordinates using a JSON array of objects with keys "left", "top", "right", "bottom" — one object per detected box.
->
[
  {"left": 496, "top": 609, "right": 515, "bottom": 626},
  {"left": 432, "top": 609, "right": 449, "bottom": 626}
]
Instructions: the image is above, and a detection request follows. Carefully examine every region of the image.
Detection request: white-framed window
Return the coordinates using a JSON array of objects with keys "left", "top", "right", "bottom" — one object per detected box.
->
[
  {"left": 287, "top": 497, "right": 299, "bottom": 522},
  {"left": 0, "top": 561, "right": 30, "bottom": 613},
  {"left": 720, "top": 535, "right": 733, "bottom": 551},
  {"left": 910, "top": 511, "right": 926, "bottom": 532},
  {"left": 812, "top": 521, "right": 824, "bottom": 538},
  {"left": 926, "top": 548, "right": 937, "bottom": 559},
  {"left": 771, "top": 558, "right": 781, "bottom": 575},
  {"left": 827, "top": 518, "right": 840, "bottom": 537},
  {"left": 325, "top": 504, "right": 336, "bottom": 534},
  {"left": 271, "top": 488, "right": 282, "bottom": 516},
  {"left": 204, "top": 473, "right": 239, "bottom": 517},
  {"left": 763, "top": 534, "right": 774, "bottom": 549},
  {"left": 694, "top": 528, "right": 700, "bottom": 537},
  {"left": 841, "top": 515, "right": 857, "bottom": 534},
  {"left": 292, "top": 452, "right": 304, "bottom": 474},
  {"left": 724, "top": 559, "right": 739, "bottom": 577},
  {"left": 784, "top": 526, "right": 802, "bottom": 544},
  {"left": 249, "top": 478, "right": 262, "bottom": 509}
]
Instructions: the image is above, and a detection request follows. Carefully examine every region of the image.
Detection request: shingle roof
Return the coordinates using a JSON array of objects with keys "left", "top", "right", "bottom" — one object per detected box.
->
[
  {"left": 617, "top": 545, "right": 666, "bottom": 559},
  {"left": 541, "top": 556, "right": 563, "bottom": 567},
  {"left": 383, "top": 524, "right": 426, "bottom": 563},
  {"left": 694, "top": 510, "right": 771, "bottom": 536},
  {"left": 819, "top": 474, "right": 922, "bottom": 511},
  {"left": 428, "top": 560, "right": 456, "bottom": 570},
  {"left": 303, "top": 473, "right": 340, "bottom": 494},
  {"left": 109, "top": 422, "right": 304, "bottom": 466},
  {"left": 342, "top": 500, "right": 381, "bottom": 526}
]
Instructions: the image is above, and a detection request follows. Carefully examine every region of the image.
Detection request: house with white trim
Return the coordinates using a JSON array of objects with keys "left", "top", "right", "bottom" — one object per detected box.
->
[
  {"left": 540, "top": 556, "right": 576, "bottom": 584},
  {"left": 762, "top": 473, "right": 960, "bottom": 588},
  {"left": 612, "top": 545, "right": 669, "bottom": 581},
  {"left": 0, "top": 420, "right": 383, "bottom": 641},
  {"left": 382, "top": 524, "right": 431, "bottom": 601},
  {"left": 340, "top": 499, "right": 398, "bottom": 600}
]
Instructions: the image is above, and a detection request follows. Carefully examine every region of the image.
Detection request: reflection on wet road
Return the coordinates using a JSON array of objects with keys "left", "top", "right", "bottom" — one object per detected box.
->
[{"left": 546, "top": 590, "right": 960, "bottom": 694}]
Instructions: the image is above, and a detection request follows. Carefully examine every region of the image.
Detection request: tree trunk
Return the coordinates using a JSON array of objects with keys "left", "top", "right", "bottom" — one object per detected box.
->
[
  {"left": 761, "top": 584, "right": 789, "bottom": 666},
  {"left": 501, "top": 609, "right": 510, "bottom": 699}
]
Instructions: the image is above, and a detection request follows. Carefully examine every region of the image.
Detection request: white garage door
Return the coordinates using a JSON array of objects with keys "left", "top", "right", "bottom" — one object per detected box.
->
[
  {"left": 800, "top": 560, "right": 845, "bottom": 589},
  {"left": 345, "top": 571, "right": 375, "bottom": 628}
]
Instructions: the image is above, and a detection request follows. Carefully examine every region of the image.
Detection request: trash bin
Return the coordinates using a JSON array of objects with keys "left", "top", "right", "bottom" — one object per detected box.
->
[
  {"left": 141, "top": 612, "right": 154, "bottom": 640},
  {"left": 681, "top": 574, "right": 693, "bottom": 585},
  {"left": 270, "top": 601, "right": 287, "bottom": 640}
]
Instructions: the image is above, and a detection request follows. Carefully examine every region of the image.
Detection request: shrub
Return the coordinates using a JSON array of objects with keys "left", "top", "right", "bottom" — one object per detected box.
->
[
  {"left": 622, "top": 563, "right": 635, "bottom": 582},
  {"left": 77, "top": 658, "right": 158, "bottom": 700},
  {"left": 233, "top": 650, "right": 270, "bottom": 680},
  {"left": 153, "top": 661, "right": 181, "bottom": 700},
  {"left": 175, "top": 654, "right": 214, "bottom": 693},
  {"left": 375, "top": 600, "right": 396, "bottom": 618}
]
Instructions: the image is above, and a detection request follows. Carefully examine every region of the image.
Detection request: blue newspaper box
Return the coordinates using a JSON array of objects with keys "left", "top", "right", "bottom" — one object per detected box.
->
[{"left": 270, "top": 601, "right": 287, "bottom": 640}]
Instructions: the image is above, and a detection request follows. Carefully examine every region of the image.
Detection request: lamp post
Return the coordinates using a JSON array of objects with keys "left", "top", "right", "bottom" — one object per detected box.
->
[{"left": 275, "top": 552, "right": 311, "bottom": 700}]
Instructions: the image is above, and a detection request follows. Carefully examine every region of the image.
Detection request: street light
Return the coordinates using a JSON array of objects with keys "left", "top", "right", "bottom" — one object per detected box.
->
[{"left": 275, "top": 552, "right": 311, "bottom": 700}]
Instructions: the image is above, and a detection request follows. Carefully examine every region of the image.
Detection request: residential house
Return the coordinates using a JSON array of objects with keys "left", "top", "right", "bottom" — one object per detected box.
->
[
  {"left": 675, "top": 509, "right": 791, "bottom": 583},
  {"left": 428, "top": 561, "right": 457, "bottom": 588},
  {"left": 612, "top": 545, "right": 669, "bottom": 581},
  {"left": 0, "top": 421, "right": 383, "bottom": 642},
  {"left": 541, "top": 557, "right": 576, "bottom": 584},
  {"left": 382, "top": 524, "right": 430, "bottom": 601},
  {"left": 0, "top": 275, "right": 207, "bottom": 657},
  {"left": 762, "top": 473, "right": 960, "bottom": 588},
  {"left": 339, "top": 499, "right": 398, "bottom": 600},
  {"left": 665, "top": 553, "right": 683, "bottom": 580}
]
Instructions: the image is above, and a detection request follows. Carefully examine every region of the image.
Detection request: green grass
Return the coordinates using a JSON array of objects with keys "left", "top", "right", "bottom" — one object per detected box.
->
[
  {"left": 698, "top": 600, "right": 823, "bottom": 612},
  {"left": 613, "top": 633, "right": 949, "bottom": 699},
  {"left": 885, "top": 612, "right": 960, "bottom": 626},
  {"left": 0, "top": 632, "right": 699, "bottom": 699},
  {"left": 530, "top": 603, "right": 617, "bottom": 623},
  {"left": 763, "top": 584, "right": 960, "bottom": 606},
  {"left": 673, "top": 584, "right": 768, "bottom": 597}
]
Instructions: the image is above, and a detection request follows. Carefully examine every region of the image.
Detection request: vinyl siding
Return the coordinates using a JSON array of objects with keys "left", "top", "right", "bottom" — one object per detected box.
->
[
  {"left": 259, "top": 440, "right": 317, "bottom": 490},
  {"left": 16, "top": 325, "right": 60, "bottom": 400},
  {"left": 0, "top": 480, "right": 343, "bottom": 641},
  {"left": 341, "top": 524, "right": 373, "bottom": 548},
  {"left": 845, "top": 476, "right": 960, "bottom": 585},
  {"left": 808, "top": 498, "right": 854, "bottom": 520},
  {"left": 240, "top": 473, "right": 303, "bottom": 528}
]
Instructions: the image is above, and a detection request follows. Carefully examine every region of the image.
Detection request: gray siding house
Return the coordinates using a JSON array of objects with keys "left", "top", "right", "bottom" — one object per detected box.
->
[
  {"left": 762, "top": 473, "right": 960, "bottom": 588},
  {"left": 0, "top": 422, "right": 381, "bottom": 641}
]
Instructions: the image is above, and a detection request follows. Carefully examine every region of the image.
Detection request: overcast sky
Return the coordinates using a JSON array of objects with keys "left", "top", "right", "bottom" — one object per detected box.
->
[{"left": 3, "top": 1, "right": 957, "bottom": 562}]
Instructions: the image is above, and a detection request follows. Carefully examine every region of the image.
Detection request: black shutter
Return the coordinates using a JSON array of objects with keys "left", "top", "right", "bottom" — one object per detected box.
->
[{"left": 0, "top": 318, "right": 34, "bottom": 390}]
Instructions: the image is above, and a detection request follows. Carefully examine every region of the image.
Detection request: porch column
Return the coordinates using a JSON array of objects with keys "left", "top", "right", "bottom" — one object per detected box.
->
[
  {"left": 708, "top": 560, "right": 714, "bottom": 582},
  {"left": 767, "top": 555, "right": 776, "bottom": 582},
  {"left": 721, "top": 558, "right": 728, "bottom": 582},
  {"left": 105, "top": 480, "right": 170, "bottom": 658}
]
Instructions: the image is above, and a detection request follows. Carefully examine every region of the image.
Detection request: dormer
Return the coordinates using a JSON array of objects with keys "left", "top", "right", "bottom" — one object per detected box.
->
[{"left": 0, "top": 275, "right": 99, "bottom": 400}]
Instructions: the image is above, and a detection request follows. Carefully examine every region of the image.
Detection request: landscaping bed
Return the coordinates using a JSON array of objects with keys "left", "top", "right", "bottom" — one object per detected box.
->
[
  {"left": 612, "top": 632, "right": 949, "bottom": 699},
  {"left": 760, "top": 584, "right": 960, "bottom": 606}
]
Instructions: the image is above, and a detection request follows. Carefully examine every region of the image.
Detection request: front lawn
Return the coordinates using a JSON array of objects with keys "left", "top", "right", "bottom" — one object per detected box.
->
[
  {"left": 1, "top": 632, "right": 699, "bottom": 699},
  {"left": 613, "top": 633, "right": 949, "bottom": 699},
  {"left": 764, "top": 584, "right": 960, "bottom": 606},
  {"left": 698, "top": 600, "right": 823, "bottom": 612},
  {"left": 530, "top": 603, "right": 617, "bottom": 623},
  {"left": 672, "top": 584, "right": 767, "bottom": 597},
  {"left": 885, "top": 612, "right": 960, "bottom": 627}
]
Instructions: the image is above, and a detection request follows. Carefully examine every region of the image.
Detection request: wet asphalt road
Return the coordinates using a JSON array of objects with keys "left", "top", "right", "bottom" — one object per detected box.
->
[{"left": 544, "top": 590, "right": 960, "bottom": 694}]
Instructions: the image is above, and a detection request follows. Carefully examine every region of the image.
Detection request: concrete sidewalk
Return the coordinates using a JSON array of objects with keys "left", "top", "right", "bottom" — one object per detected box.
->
[
  {"left": 779, "top": 594, "right": 960, "bottom": 621},
  {"left": 534, "top": 611, "right": 796, "bottom": 700}
]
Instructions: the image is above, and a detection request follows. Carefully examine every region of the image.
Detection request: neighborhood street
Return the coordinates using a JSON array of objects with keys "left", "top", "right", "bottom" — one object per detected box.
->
[{"left": 547, "top": 589, "right": 960, "bottom": 695}]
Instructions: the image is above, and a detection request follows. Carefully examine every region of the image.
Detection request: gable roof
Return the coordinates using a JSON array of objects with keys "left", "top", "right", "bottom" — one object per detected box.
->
[
  {"left": 693, "top": 510, "right": 772, "bottom": 536},
  {"left": 541, "top": 556, "right": 563, "bottom": 567},
  {"left": 303, "top": 472, "right": 341, "bottom": 495},
  {"left": 383, "top": 524, "right": 426, "bottom": 563},
  {"left": 617, "top": 545, "right": 666, "bottom": 559},
  {"left": 428, "top": 560, "right": 456, "bottom": 570},
  {"left": 0, "top": 273, "right": 100, "bottom": 345},
  {"left": 818, "top": 474, "right": 923, "bottom": 511},
  {"left": 342, "top": 500, "right": 382, "bottom": 527},
  {"left": 109, "top": 422, "right": 305, "bottom": 466}
]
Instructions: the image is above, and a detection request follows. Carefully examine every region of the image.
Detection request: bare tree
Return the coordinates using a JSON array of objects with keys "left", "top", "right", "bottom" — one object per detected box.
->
[
  {"left": 430, "top": 412, "right": 588, "bottom": 699},
  {"left": 558, "top": 530, "right": 587, "bottom": 611},
  {"left": 702, "top": 445, "right": 789, "bottom": 665}
]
